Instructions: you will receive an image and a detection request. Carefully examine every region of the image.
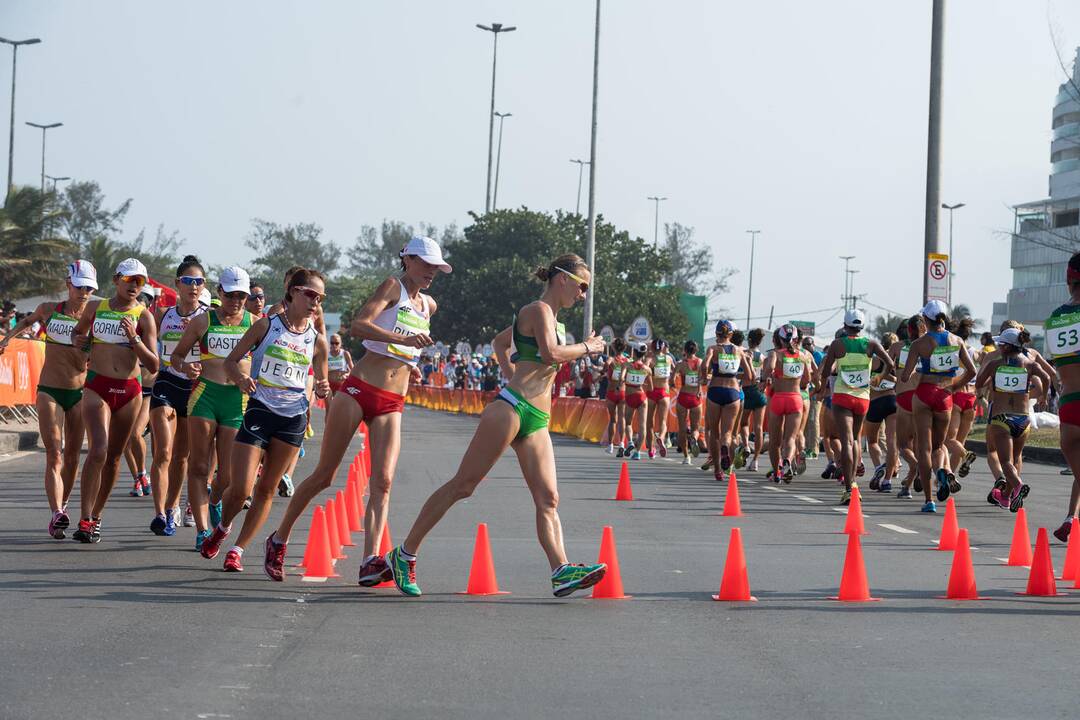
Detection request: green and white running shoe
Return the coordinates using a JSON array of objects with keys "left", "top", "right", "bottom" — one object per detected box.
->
[
  {"left": 387, "top": 546, "right": 421, "bottom": 596},
  {"left": 551, "top": 562, "right": 607, "bottom": 597}
]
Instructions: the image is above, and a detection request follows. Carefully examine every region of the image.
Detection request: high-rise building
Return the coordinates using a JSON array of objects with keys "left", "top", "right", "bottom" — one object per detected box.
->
[{"left": 1003, "top": 47, "right": 1080, "bottom": 327}]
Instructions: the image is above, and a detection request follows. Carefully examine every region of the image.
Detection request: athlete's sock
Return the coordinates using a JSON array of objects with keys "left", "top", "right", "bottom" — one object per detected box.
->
[
  {"left": 398, "top": 545, "right": 417, "bottom": 561},
  {"left": 269, "top": 531, "right": 284, "bottom": 547},
  {"left": 229, "top": 545, "right": 243, "bottom": 557},
  {"left": 218, "top": 522, "right": 232, "bottom": 534}
]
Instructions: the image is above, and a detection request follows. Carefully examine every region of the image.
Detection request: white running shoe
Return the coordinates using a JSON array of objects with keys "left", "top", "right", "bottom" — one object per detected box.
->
[
  {"left": 681, "top": 456, "right": 692, "bottom": 466},
  {"left": 183, "top": 504, "right": 195, "bottom": 527},
  {"left": 605, "top": 443, "right": 615, "bottom": 455},
  {"left": 749, "top": 458, "right": 759, "bottom": 472}
]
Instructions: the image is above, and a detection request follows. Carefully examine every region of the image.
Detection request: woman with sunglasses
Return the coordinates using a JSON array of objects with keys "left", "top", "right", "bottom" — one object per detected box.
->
[
  {"left": 384, "top": 254, "right": 607, "bottom": 597},
  {"left": 673, "top": 340, "right": 704, "bottom": 464},
  {"left": 261, "top": 237, "right": 446, "bottom": 582},
  {"left": 0, "top": 261, "right": 98, "bottom": 539},
  {"left": 124, "top": 287, "right": 158, "bottom": 498},
  {"left": 702, "top": 320, "right": 754, "bottom": 480},
  {"left": 146, "top": 255, "right": 207, "bottom": 536},
  {"left": 622, "top": 343, "right": 652, "bottom": 460},
  {"left": 169, "top": 266, "right": 253, "bottom": 551},
  {"left": 603, "top": 337, "right": 629, "bottom": 455},
  {"left": 199, "top": 269, "right": 330, "bottom": 570},
  {"left": 645, "top": 337, "right": 675, "bottom": 458},
  {"left": 326, "top": 333, "right": 353, "bottom": 402},
  {"left": 245, "top": 282, "right": 266, "bottom": 318},
  {"left": 70, "top": 259, "right": 160, "bottom": 542}
]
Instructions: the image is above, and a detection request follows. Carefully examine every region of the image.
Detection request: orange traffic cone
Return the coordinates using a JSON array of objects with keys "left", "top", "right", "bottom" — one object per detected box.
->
[
  {"left": 325, "top": 497, "right": 345, "bottom": 560},
  {"left": 721, "top": 473, "right": 743, "bottom": 517},
  {"left": 458, "top": 523, "right": 510, "bottom": 596},
  {"left": 335, "top": 490, "right": 355, "bottom": 547},
  {"left": 831, "top": 533, "right": 880, "bottom": 602},
  {"left": 614, "top": 462, "right": 633, "bottom": 501},
  {"left": 1004, "top": 508, "right": 1033, "bottom": 566},
  {"left": 374, "top": 522, "right": 395, "bottom": 588},
  {"left": 1060, "top": 518, "right": 1080, "bottom": 581},
  {"left": 940, "top": 529, "right": 981, "bottom": 600},
  {"left": 301, "top": 506, "right": 339, "bottom": 581},
  {"left": 843, "top": 485, "right": 867, "bottom": 535},
  {"left": 345, "top": 476, "right": 364, "bottom": 532},
  {"left": 591, "top": 525, "right": 630, "bottom": 599},
  {"left": 936, "top": 497, "right": 959, "bottom": 551},
  {"left": 712, "top": 527, "right": 756, "bottom": 601},
  {"left": 1019, "top": 528, "right": 1060, "bottom": 596}
]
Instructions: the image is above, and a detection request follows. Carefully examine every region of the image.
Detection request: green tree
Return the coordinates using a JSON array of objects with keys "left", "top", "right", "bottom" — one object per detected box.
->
[
  {"left": 244, "top": 219, "right": 340, "bottom": 286},
  {"left": 0, "top": 186, "right": 77, "bottom": 297},
  {"left": 949, "top": 303, "right": 983, "bottom": 330},
  {"left": 663, "top": 221, "right": 735, "bottom": 298},
  {"left": 58, "top": 180, "right": 132, "bottom": 254},
  {"left": 870, "top": 313, "right": 907, "bottom": 341},
  {"left": 346, "top": 221, "right": 462, "bottom": 278}
]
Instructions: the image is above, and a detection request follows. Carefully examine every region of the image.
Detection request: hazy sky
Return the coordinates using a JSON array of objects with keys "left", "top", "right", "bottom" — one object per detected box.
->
[{"left": 4, "top": 0, "right": 1080, "bottom": 332}]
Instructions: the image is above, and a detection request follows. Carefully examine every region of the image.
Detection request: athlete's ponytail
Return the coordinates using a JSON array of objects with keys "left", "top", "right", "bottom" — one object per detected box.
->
[
  {"left": 881, "top": 332, "right": 898, "bottom": 351},
  {"left": 1018, "top": 328, "right": 1032, "bottom": 346},
  {"left": 536, "top": 253, "right": 586, "bottom": 283},
  {"left": 730, "top": 330, "right": 745, "bottom": 347},
  {"left": 176, "top": 255, "right": 204, "bottom": 277},
  {"left": 747, "top": 328, "right": 765, "bottom": 348},
  {"left": 684, "top": 340, "right": 698, "bottom": 356},
  {"left": 612, "top": 337, "right": 626, "bottom": 354}
]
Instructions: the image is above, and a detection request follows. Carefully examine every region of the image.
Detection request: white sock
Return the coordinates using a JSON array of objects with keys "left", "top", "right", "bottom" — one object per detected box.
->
[
  {"left": 399, "top": 546, "right": 417, "bottom": 561},
  {"left": 218, "top": 522, "right": 231, "bottom": 534},
  {"left": 229, "top": 545, "right": 243, "bottom": 557}
]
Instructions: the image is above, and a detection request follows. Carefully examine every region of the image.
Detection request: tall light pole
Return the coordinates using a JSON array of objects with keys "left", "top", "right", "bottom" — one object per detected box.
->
[
  {"left": 45, "top": 174, "right": 70, "bottom": 193},
  {"left": 941, "top": 201, "right": 964, "bottom": 305},
  {"left": 491, "top": 111, "right": 511, "bottom": 210},
  {"left": 1, "top": 36, "right": 41, "bottom": 201},
  {"left": 569, "top": 158, "right": 589, "bottom": 215},
  {"left": 477, "top": 22, "right": 516, "bottom": 214},
  {"left": 839, "top": 255, "right": 855, "bottom": 310},
  {"left": 847, "top": 269, "right": 860, "bottom": 309},
  {"left": 26, "top": 122, "right": 62, "bottom": 192},
  {"left": 922, "top": 0, "right": 946, "bottom": 304},
  {"left": 647, "top": 196, "right": 668, "bottom": 246},
  {"left": 582, "top": 0, "right": 601, "bottom": 339},
  {"left": 745, "top": 230, "right": 760, "bottom": 328}
]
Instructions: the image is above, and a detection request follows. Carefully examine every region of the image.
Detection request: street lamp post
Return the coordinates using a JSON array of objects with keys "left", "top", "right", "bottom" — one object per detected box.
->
[
  {"left": 26, "top": 122, "right": 62, "bottom": 192},
  {"left": 569, "top": 158, "right": 589, "bottom": 215},
  {"left": 647, "top": 196, "right": 667, "bottom": 247},
  {"left": 839, "top": 255, "right": 855, "bottom": 310},
  {"left": 492, "top": 111, "right": 511, "bottom": 210},
  {"left": 1, "top": 36, "right": 41, "bottom": 200},
  {"left": 745, "top": 230, "right": 760, "bottom": 328},
  {"left": 582, "top": 0, "right": 601, "bottom": 339},
  {"left": 45, "top": 174, "right": 70, "bottom": 193},
  {"left": 941, "top": 202, "right": 965, "bottom": 305},
  {"left": 476, "top": 22, "right": 516, "bottom": 214},
  {"left": 847, "top": 269, "right": 860, "bottom": 309}
]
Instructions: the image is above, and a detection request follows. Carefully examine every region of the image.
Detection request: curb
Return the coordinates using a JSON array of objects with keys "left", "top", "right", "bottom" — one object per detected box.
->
[
  {"left": 966, "top": 439, "right": 1066, "bottom": 467},
  {"left": 0, "top": 428, "right": 41, "bottom": 454}
]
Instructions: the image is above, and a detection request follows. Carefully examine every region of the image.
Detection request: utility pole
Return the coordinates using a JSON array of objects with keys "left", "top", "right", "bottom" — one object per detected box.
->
[
  {"left": 941, "top": 201, "right": 964, "bottom": 305},
  {"left": 45, "top": 174, "right": 70, "bottom": 192},
  {"left": 1, "top": 36, "right": 41, "bottom": 201},
  {"left": 582, "top": 0, "right": 601, "bottom": 339},
  {"left": 839, "top": 255, "right": 855, "bottom": 310},
  {"left": 26, "top": 122, "right": 62, "bottom": 192},
  {"left": 569, "top": 158, "right": 589, "bottom": 215},
  {"left": 745, "top": 230, "right": 760, "bottom": 329},
  {"left": 647, "top": 196, "right": 667, "bottom": 246},
  {"left": 922, "top": 0, "right": 946, "bottom": 303},
  {"left": 477, "top": 23, "right": 516, "bottom": 214},
  {"left": 492, "top": 111, "right": 511, "bottom": 210}
]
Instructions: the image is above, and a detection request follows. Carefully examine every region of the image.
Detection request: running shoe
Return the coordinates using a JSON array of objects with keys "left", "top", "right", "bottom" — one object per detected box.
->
[
  {"left": 795, "top": 451, "right": 807, "bottom": 476},
  {"left": 957, "top": 451, "right": 977, "bottom": 478},
  {"left": 73, "top": 518, "right": 94, "bottom": 543},
  {"left": 89, "top": 518, "right": 101, "bottom": 543},
  {"left": 896, "top": 486, "right": 912, "bottom": 499},
  {"left": 209, "top": 500, "right": 223, "bottom": 529},
  {"left": 914, "top": 476, "right": 923, "bottom": 494},
  {"left": 879, "top": 479, "right": 893, "bottom": 493},
  {"left": 840, "top": 487, "right": 852, "bottom": 506},
  {"left": 616, "top": 446, "right": 625, "bottom": 458},
  {"left": 681, "top": 456, "right": 692, "bottom": 465},
  {"left": 278, "top": 474, "right": 294, "bottom": 498},
  {"left": 629, "top": 450, "right": 641, "bottom": 461},
  {"left": 223, "top": 549, "right": 243, "bottom": 572},
  {"left": 748, "top": 458, "right": 759, "bottom": 473},
  {"left": 690, "top": 438, "right": 701, "bottom": 458},
  {"left": 243, "top": 495, "right": 252, "bottom": 510},
  {"left": 626, "top": 442, "right": 636, "bottom": 455},
  {"left": 921, "top": 501, "right": 937, "bottom": 513},
  {"left": 129, "top": 477, "right": 144, "bottom": 497},
  {"left": 714, "top": 466, "right": 725, "bottom": 482},
  {"left": 605, "top": 444, "right": 615, "bottom": 455},
  {"left": 358, "top": 555, "right": 393, "bottom": 587},
  {"left": 141, "top": 475, "right": 151, "bottom": 496},
  {"left": 1054, "top": 519, "right": 1074, "bottom": 543},
  {"left": 947, "top": 472, "right": 961, "bottom": 495},
  {"left": 733, "top": 445, "right": 746, "bottom": 471},
  {"left": 766, "top": 470, "right": 778, "bottom": 483},
  {"left": 200, "top": 524, "right": 230, "bottom": 560},
  {"left": 856, "top": 462, "right": 865, "bottom": 477},
  {"left": 1008, "top": 484, "right": 1030, "bottom": 513},
  {"left": 164, "top": 509, "right": 178, "bottom": 537},
  {"left": 720, "top": 445, "right": 731, "bottom": 472},
  {"left": 657, "top": 437, "right": 668, "bottom": 459},
  {"left": 387, "top": 546, "right": 421, "bottom": 596},
  {"left": 821, "top": 462, "right": 836, "bottom": 480},
  {"left": 551, "top": 562, "right": 607, "bottom": 598},
  {"left": 935, "top": 468, "right": 951, "bottom": 503},
  {"left": 869, "top": 464, "right": 886, "bottom": 491},
  {"left": 987, "top": 478, "right": 1007, "bottom": 507},
  {"left": 701, "top": 456, "right": 714, "bottom": 472},
  {"left": 647, "top": 448, "right": 656, "bottom": 460},
  {"left": 150, "top": 513, "right": 167, "bottom": 536},
  {"left": 48, "top": 510, "right": 69, "bottom": 540},
  {"left": 264, "top": 534, "right": 287, "bottom": 581},
  {"left": 781, "top": 460, "right": 794, "bottom": 484},
  {"left": 183, "top": 504, "right": 195, "bottom": 527},
  {"left": 195, "top": 529, "right": 212, "bottom": 553},
  {"left": 807, "top": 451, "right": 819, "bottom": 459},
  {"left": 989, "top": 487, "right": 1008, "bottom": 510}
]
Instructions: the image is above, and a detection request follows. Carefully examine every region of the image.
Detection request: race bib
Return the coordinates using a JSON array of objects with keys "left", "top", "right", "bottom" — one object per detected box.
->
[
  {"left": 994, "top": 365, "right": 1028, "bottom": 393},
  {"left": 929, "top": 345, "right": 959, "bottom": 373},
  {"left": 716, "top": 354, "right": 738, "bottom": 375},
  {"left": 1047, "top": 311, "right": 1080, "bottom": 358},
  {"left": 612, "top": 363, "right": 626, "bottom": 382},
  {"left": 625, "top": 369, "right": 647, "bottom": 386},
  {"left": 839, "top": 367, "right": 870, "bottom": 389},
  {"left": 205, "top": 325, "right": 246, "bottom": 360},
  {"left": 388, "top": 306, "right": 430, "bottom": 360},
  {"left": 258, "top": 344, "right": 311, "bottom": 390},
  {"left": 898, "top": 346, "right": 910, "bottom": 369},
  {"left": 684, "top": 371, "right": 699, "bottom": 387},
  {"left": 654, "top": 358, "right": 671, "bottom": 378},
  {"left": 45, "top": 315, "right": 76, "bottom": 345},
  {"left": 873, "top": 378, "right": 896, "bottom": 392},
  {"left": 782, "top": 357, "right": 804, "bottom": 378}
]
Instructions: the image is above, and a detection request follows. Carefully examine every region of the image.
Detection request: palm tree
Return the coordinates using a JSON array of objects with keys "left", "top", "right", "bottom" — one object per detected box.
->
[
  {"left": 949, "top": 303, "right": 982, "bottom": 330},
  {"left": 0, "top": 186, "right": 76, "bottom": 298},
  {"left": 870, "top": 313, "right": 907, "bottom": 341}
]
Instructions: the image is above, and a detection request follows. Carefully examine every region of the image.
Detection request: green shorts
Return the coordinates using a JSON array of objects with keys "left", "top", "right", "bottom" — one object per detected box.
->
[
  {"left": 496, "top": 387, "right": 551, "bottom": 440},
  {"left": 38, "top": 385, "right": 83, "bottom": 412},
  {"left": 187, "top": 377, "right": 247, "bottom": 430}
]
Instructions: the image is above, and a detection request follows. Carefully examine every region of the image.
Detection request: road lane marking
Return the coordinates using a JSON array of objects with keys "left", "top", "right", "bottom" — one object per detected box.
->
[
  {"left": 878, "top": 523, "right": 918, "bottom": 534},
  {"left": 762, "top": 486, "right": 788, "bottom": 492},
  {"left": 831, "top": 507, "right": 870, "bottom": 516},
  {"left": 795, "top": 495, "right": 823, "bottom": 504}
]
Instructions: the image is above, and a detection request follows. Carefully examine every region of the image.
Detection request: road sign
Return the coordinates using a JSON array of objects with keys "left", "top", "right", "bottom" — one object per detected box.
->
[
  {"left": 791, "top": 320, "right": 816, "bottom": 338},
  {"left": 624, "top": 316, "right": 652, "bottom": 344},
  {"left": 927, "top": 253, "right": 949, "bottom": 303},
  {"left": 599, "top": 325, "right": 614, "bottom": 345},
  {"left": 455, "top": 341, "right": 471, "bottom": 357}
]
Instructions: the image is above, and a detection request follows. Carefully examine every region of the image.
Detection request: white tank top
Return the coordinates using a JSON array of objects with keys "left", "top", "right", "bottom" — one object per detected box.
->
[
  {"left": 361, "top": 279, "right": 431, "bottom": 368},
  {"left": 158, "top": 305, "right": 206, "bottom": 378},
  {"left": 328, "top": 350, "right": 348, "bottom": 372},
  {"left": 250, "top": 314, "right": 317, "bottom": 417}
]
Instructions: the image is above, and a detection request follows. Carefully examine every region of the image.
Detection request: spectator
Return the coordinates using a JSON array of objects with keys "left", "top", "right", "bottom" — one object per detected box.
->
[{"left": 1, "top": 300, "right": 15, "bottom": 331}]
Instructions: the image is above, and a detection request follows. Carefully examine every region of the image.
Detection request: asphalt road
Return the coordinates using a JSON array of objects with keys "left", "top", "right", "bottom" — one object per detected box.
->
[{"left": 2, "top": 406, "right": 1079, "bottom": 720}]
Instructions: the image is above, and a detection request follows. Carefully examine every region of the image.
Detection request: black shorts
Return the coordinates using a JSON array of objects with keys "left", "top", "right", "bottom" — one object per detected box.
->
[
  {"left": 866, "top": 395, "right": 897, "bottom": 424},
  {"left": 150, "top": 373, "right": 192, "bottom": 417},
  {"left": 235, "top": 398, "right": 307, "bottom": 450}
]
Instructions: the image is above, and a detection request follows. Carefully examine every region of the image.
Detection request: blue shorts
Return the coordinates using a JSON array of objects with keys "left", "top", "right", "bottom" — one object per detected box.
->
[{"left": 707, "top": 386, "right": 742, "bottom": 407}]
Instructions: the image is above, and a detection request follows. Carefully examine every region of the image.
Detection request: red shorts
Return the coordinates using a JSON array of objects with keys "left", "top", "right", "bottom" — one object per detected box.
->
[
  {"left": 625, "top": 391, "right": 646, "bottom": 409},
  {"left": 897, "top": 389, "right": 915, "bottom": 412},
  {"left": 340, "top": 375, "right": 405, "bottom": 419},
  {"left": 953, "top": 391, "right": 976, "bottom": 412},
  {"left": 329, "top": 380, "right": 343, "bottom": 394},
  {"left": 768, "top": 391, "right": 803, "bottom": 416},
  {"left": 647, "top": 388, "right": 668, "bottom": 402},
  {"left": 606, "top": 390, "right": 624, "bottom": 404},
  {"left": 677, "top": 393, "right": 701, "bottom": 409},
  {"left": 915, "top": 382, "right": 953, "bottom": 413},
  {"left": 85, "top": 371, "right": 141, "bottom": 412},
  {"left": 832, "top": 393, "right": 869, "bottom": 416},
  {"left": 1061, "top": 396, "right": 1080, "bottom": 427}
]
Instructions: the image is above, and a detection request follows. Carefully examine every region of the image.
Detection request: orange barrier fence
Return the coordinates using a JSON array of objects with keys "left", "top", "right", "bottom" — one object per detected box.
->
[{"left": 0, "top": 338, "right": 45, "bottom": 409}]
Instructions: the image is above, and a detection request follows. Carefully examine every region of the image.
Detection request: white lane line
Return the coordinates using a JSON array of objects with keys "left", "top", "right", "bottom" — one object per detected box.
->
[
  {"left": 878, "top": 523, "right": 918, "bottom": 534},
  {"left": 831, "top": 507, "right": 870, "bottom": 517},
  {"left": 762, "top": 486, "right": 788, "bottom": 492},
  {"left": 795, "top": 495, "right": 823, "bottom": 504}
]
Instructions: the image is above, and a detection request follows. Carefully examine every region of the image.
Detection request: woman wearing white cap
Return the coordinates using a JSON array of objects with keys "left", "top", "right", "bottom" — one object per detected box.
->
[
  {"left": 70, "top": 258, "right": 160, "bottom": 542},
  {"left": 261, "top": 237, "right": 446, "bottom": 582},
  {"left": 0, "top": 261, "right": 98, "bottom": 539},
  {"left": 899, "top": 300, "right": 976, "bottom": 513},
  {"left": 168, "top": 266, "right": 254, "bottom": 551},
  {"left": 147, "top": 255, "right": 208, "bottom": 537},
  {"left": 817, "top": 309, "right": 894, "bottom": 505}
]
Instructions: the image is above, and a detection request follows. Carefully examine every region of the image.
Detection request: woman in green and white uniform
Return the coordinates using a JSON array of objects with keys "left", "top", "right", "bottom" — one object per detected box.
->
[
  {"left": 170, "top": 266, "right": 253, "bottom": 551},
  {"left": 0, "top": 261, "right": 97, "bottom": 538},
  {"left": 385, "top": 254, "right": 608, "bottom": 597},
  {"left": 645, "top": 338, "right": 676, "bottom": 458}
]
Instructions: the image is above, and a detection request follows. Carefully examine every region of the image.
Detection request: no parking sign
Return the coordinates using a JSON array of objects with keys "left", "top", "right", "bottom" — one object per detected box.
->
[{"left": 927, "top": 253, "right": 949, "bottom": 303}]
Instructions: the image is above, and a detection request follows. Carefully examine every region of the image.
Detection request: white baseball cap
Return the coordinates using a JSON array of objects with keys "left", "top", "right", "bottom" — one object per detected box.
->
[
  {"left": 218, "top": 266, "right": 251, "bottom": 294},
  {"left": 844, "top": 309, "right": 865, "bottom": 328},
  {"left": 115, "top": 258, "right": 148, "bottom": 279},
  {"left": 198, "top": 288, "right": 212, "bottom": 306},
  {"left": 67, "top": 260, "right": 98, "bottom": 290},
  {"left": 400, "top": 236, "right": 452, "bottom": 273},
  {"left": 921, "top": 300, "right": 949, "bottom": 319},
  {"left": 994, "top": 327, "right": 1023, "bottom": 347}
]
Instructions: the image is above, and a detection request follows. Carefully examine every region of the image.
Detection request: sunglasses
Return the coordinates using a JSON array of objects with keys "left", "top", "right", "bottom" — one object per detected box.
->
[
  {"left": 178, "top": 276, "right": 205, "bottom": 286},
  {"left": 296, "top": 286, "right": 325, "bottom": 304},
  {"left": 223, "top": 291, "right": 248, "bottom": 301},
  {"left": 554, "top": 266, "right": 589, "bottom": 293},
  {"left": 249, "top": 293, "right": 265, "bottom": 301},
  {"left": 120, "top": 275, "right": 147, "bottom": 288},
  {"left": 330, "top": 340, "right": 341, "bottom": 345}
]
